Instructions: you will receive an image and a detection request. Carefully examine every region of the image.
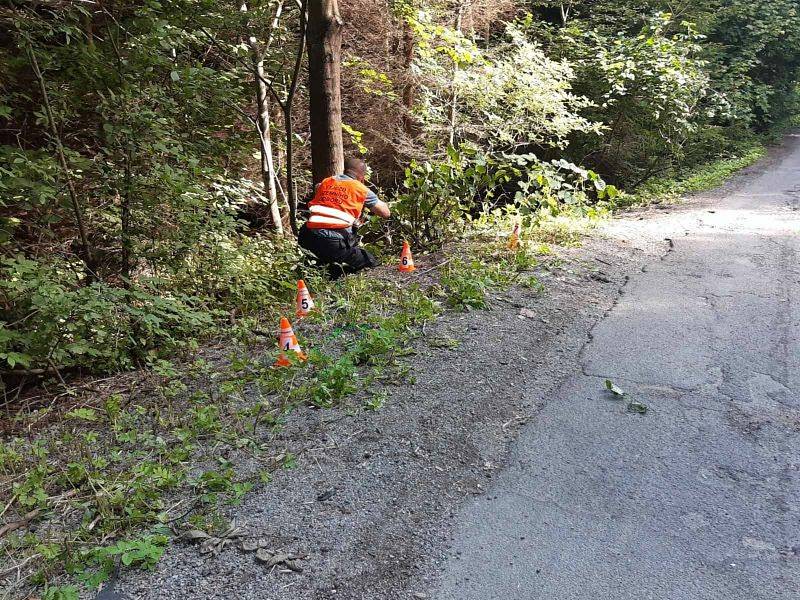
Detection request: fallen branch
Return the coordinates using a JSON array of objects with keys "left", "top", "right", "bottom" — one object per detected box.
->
[
  {"left": 0, "top": 552, "right": 42, "bottom": 579},
  {"left": 0, "top": 508, "right": 42, "bottom": 540},
  {"left": 0, "top": 494, "right": 18, "bottom": 521},
  {"left": 0, "top": 366, "right": 66, "bottom": 377},
  {"left": 417, "top": 257, "right": 453, "bottom": 275}
]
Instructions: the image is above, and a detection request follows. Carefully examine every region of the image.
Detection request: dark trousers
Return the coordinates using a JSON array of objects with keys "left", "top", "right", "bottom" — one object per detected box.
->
[{"left": 298, "top": 225, "right": 379, "bottom": 278}]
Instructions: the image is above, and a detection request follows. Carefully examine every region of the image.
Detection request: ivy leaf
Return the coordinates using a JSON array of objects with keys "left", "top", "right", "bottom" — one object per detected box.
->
[
  {"left": 627, "top": 400, "right": 649, "bottom": 415},
  {"left": 65, "top": 408, "right": 98, "bottom": 421}
]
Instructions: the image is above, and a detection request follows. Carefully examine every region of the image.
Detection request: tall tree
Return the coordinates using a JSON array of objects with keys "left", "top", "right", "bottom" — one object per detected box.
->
[{"left": 306, "top": 0, "right": 345, "bottom": 183}]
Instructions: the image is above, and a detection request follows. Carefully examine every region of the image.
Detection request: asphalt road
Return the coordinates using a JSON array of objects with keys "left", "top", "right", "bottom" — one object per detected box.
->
[{"left": 433, "top": 139, "right": 800, "bottom": 599}]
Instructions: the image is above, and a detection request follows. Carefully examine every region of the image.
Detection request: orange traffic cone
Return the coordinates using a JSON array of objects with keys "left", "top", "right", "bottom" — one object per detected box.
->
[
  {"left": 507, "top": 223, "right": 520, "bottom": 250},
  {"left": 296, "top": 280, "right": 315, "bottom": 318},
  {"left": 274, "top": 317, "right": 306, "bottom": 367},
  {"left": 399, "top": 241, "right": 416, "bottom": 272}
]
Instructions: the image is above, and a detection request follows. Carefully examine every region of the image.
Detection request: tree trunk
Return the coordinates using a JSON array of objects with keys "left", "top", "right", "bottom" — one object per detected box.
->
[
  {"left": 241, "top": 1, "right": 284, "bottom": 235},
  {"left": 120, "top": 142, "right": 133, "bottom": 282},
  {"left": 448, "top": 3, "right": 465, "bottom": 147},
  {"left": 26, "top": 42, "right": 95, "bottom": 275},
  {"left": 306, "top": 0, "right": 344, "bottom": 184},
  {"left": 285, "top": 2, "right": 308, "bottom": 235},
  {"left": 560, "top": 2, "right": 573, "bottom": 27},
  {"left": 83, "top": 11, "right": 95, "bottom": 51},
  {"left": 402, "top": 19, "right": 417, "bottom": 136},
  {"left": 251, "top": 44, "right": 284, "bottom": 235}
]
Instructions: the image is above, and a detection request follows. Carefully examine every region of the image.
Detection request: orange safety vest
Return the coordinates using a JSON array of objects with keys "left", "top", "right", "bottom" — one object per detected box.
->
[{"left": 306, "top": 176, "right": 370, "bottom": 229}]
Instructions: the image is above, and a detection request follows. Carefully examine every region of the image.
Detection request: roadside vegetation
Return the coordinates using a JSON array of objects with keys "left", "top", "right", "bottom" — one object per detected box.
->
[{"left": 2, "top": 0, "right": 800, "bottom": 597}]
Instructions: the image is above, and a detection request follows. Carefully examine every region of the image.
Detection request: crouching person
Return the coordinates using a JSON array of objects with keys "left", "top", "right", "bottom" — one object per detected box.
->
[{"left": 298, "top": 157, "right": 391, "bottom": 278}]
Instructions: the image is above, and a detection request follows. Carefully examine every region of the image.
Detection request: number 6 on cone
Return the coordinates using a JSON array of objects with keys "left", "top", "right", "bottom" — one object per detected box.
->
[{"left": 399, "top": 241, "right": 416, "bottom": 272}]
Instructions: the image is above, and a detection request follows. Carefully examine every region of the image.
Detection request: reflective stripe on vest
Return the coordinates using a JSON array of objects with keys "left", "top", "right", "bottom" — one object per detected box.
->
[{"left": 308, "top": 204, "right": 356, "bottom": 228}]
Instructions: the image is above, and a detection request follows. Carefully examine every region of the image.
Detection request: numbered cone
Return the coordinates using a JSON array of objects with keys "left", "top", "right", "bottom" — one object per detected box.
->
[
  {"left": 399, "top": 241, "right": 416, "bottom": 272},
  {"left": 296, "top": 279, "right": 315, "bottom": 318},
  {"left": 507, "top": 223, "right": 520, "bottom": 250},
  {"left": 274, "top": 317, "right": 306, "bottom": 367}
]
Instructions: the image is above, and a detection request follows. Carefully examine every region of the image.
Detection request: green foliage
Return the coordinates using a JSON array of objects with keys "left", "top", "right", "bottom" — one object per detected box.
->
[
  {"left": 393, "top": 146, "right": 612, "bottom": 247},
  {"left": 393, "top": 146, "right": 493, "bottom": 246},
  {"left": 89, "top": 535, "right": 168, "bottom": 570},
  {"left": 593, "top": 14, "right": 709, "bottom": 169},
  {"left": 305, "top": 355, "right": 357, "bottom": 408},
  {"left": 71, "top": 535, "right": 168, "bottom": 588},
  {"left": 453, "top": 23, "right": 601, "bottom": 149},
  {"left": 626, "top": 143, "right": 766, "bottom": 205},
  {"left": 527, "top": 1, "right": 800, "bottom": 183},
  {"left": 13, "top": 462, "right": 50, "bottom": 509},
  {"left": 705, "top": 0, "right": 800, "bottom": 128},
  {"left": 0, "top": 0, "right": 298, "bottom": 374},
  {"left": 538, "top": 12, "right": 711, "bottom": 182},
  {"left": 364, "top": 390, "right": 388, "bottom": 411},
  {"left": 0, "top": 256, "right": 216, "bottom": 371},
  {"left": 441, "top": 257, "right": 513, "bottom": 310},
  {"left": 42, "top": 586, "right": 79, "bottom": 600},
  {"left": 352, "top": 328, "right": 402, "bottom": 365}
]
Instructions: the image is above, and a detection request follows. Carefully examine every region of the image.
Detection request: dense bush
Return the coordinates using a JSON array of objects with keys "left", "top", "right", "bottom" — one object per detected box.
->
[
  {"left": 0, "top": 256, "right": 216, "bottom": 372},
  {"left": 391, "top": 145, "right": 617, "bottom": 247}
]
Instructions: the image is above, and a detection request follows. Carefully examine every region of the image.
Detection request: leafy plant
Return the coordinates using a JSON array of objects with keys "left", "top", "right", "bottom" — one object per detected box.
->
[
  {"left": 72, "top": 535, "right": 168, "bottom": 588},
  {"left": 0, "top": 257, "right": 217, "bottom": 372},
  {"left": 364, "top": 390, "right": 388, "bottom": 411},
  {"left": 305, "top": 356, "right": 357, "bottom": 408},
  {"left": 441, "top": 256, "right": 515, "bottom": 311},
  {"left": 42, "top": 586, "right": 79, "bottom": 600}
]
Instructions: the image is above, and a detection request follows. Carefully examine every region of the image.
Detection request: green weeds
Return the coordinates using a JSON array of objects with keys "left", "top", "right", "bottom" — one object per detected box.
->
[
  {"left": 622, "top": 143, "right": 766, "bottom": 206},
  {"left": 440, "top": 238, "right": 543, "bottom": 310},
  {"left": 442, "top": 258, "right": 508, "bottom": 310},
  {"left": 1, "top": 226, "right": 551, "bottom": 598},
  {"left": 42, "top": 586, "right": 79, "bottom": 600}
]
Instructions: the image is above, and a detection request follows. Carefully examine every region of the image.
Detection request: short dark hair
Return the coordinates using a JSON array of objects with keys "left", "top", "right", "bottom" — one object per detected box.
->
[{"left": 344, "top": 157, "right": 367, "bottom": 177}]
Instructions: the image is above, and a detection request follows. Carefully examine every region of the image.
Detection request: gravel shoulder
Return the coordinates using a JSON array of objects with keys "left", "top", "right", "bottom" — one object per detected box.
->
[{"left": 117, "top": 139, "right": 794, "bottom": 600}]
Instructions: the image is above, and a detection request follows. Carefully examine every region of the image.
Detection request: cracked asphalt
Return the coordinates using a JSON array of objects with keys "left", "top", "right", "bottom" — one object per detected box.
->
[{"left": 432, "top": 137, "right": 800, "bottom": 599}]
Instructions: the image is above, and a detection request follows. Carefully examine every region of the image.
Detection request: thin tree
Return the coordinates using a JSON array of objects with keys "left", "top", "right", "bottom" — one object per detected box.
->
[
  {"left": 281, "top": 4, "right": 307, "bottom": 234},
  {"left": 197, "top": 1, "right": 307, "bottom": 234},
  {"left": 306, "top": 0, "right": 344, "bottom": 184},
  {"left": 448, "top": 1, "right": 466, "bottom": 147},
  {"left": 402, "top": 16, "right": 417, "bottom": 135},
  {"left": 241, "top": 1, "right": 284, "bottom": 235},
  {"left": 25, "top": 40, "right": 95, "bottom": 274}
]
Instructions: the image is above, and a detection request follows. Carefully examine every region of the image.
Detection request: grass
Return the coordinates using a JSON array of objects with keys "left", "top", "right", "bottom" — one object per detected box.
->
[
  {"left": 526, "top": 214, "right": 597, "bottom": 247},
  {"left": 621, "top": 142, "right": 767, "bottom": 206}
]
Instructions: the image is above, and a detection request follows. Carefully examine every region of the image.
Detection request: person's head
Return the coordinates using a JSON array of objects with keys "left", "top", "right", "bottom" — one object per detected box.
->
[{"left": 344, "top": 157, "right": 368, "bottom": 182}]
